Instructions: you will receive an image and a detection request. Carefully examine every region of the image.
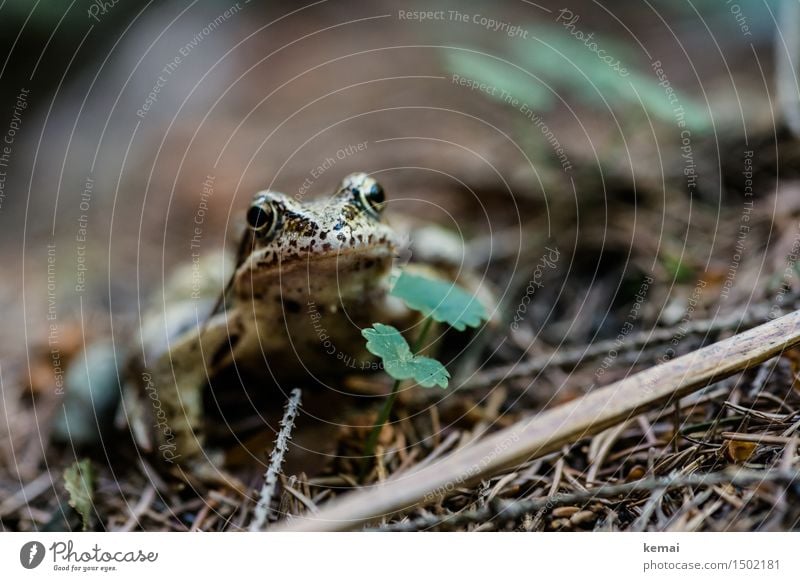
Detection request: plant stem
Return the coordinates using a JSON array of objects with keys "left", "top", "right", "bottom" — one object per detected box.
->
[
  {"left": 361, "top": 317, "right": 435, "bottom": 480},
  {"left": 360, "top": 378, "right": 401, "bottom": 480},
  {"left": 412, "top": 317, "right": 434, "bottom": 354}
]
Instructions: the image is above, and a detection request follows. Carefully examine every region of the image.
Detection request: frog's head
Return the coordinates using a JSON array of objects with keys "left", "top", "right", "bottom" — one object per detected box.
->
[{"left": 235, "top": 173, "right": 403, "bottom": 304}]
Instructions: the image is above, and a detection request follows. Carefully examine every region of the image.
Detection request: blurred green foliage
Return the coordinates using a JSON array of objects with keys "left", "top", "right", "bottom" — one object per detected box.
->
[
  {"left": 444, "top": 25, "right": 710, "bottom": 130},
  {"left": 662, "top": 253, "right": 695, "bottom": 283}
]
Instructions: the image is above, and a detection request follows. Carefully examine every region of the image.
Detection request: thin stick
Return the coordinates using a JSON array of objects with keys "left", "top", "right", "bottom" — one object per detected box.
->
[
  {"left": 277, "top": 310, "right": 800, "bottom": 531},
  {"left": 0, "top": 472, "right": 54, "bottom": 518},
  {"left": 248, "top": 388, "right": 301, "bottom": 531},
  {"left": 370, "top": 469, "right": 798, "bottom": 532},
  {"left": 463, "top": 309, "right": 778, "bottom": 390}
]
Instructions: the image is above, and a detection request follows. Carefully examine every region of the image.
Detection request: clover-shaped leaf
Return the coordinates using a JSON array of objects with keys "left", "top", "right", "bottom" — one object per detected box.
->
[
  {"left": 390, "top": 270, "right": 488, "bottom": 331},
  {"left": 362, "top": 323, "right": 449, "bottom": 388}
]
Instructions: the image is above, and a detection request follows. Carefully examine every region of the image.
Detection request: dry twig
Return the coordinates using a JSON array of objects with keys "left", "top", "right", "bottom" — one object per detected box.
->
[
  {"left": 248, "top": 388, "right": 302, "bottom": 531},
  {"left": 463, "top": 309, "right": 786, "bottom": 391}
]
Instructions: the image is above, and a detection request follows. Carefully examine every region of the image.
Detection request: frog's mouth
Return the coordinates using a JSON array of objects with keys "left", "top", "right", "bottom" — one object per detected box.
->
[{"left": 239, "top": 240, "right": 402, "bottom": 284}]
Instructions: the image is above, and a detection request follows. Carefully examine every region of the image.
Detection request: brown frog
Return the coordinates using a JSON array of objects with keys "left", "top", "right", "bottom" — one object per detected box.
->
[{"left": 126, "top": 173, "right": 487, "bottom": 487}]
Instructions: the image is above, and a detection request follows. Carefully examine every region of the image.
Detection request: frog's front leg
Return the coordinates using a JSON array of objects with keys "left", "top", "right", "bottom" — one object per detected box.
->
[{"left": 147, "top": 310, "right": 244, "bottom": 486}]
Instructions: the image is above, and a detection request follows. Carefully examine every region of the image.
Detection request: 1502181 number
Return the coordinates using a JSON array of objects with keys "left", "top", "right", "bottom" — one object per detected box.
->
[{"left": 736, "top": 559, "right": 779, "bottom": 570}]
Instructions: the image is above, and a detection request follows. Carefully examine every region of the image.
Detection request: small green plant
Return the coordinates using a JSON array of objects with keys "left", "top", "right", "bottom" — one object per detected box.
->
[
  {"left": 363, "top": 323, "right": 450, "bottom": 388},
  {"left": 360, "top": 270, "right": 488, "bottom": 476},
  {"left": 64, "top": 459, "right": 96, "bottom": 531}
]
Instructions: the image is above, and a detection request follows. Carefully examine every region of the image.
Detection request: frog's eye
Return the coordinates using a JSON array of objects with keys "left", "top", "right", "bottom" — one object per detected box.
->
[
  {"left": 357, "top": 182, "right": 386, "bottom": 218},
  {"left": 246, "top": 200, "right": 279, "bottom": 238}
]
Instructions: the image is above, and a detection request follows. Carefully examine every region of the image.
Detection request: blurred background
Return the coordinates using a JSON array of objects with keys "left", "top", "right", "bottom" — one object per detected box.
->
[{"left": 1, "top": 0, "right": 798, "bottom": 530}]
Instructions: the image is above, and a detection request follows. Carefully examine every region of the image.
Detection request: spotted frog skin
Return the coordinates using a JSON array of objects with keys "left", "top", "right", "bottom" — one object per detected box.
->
[{"left": 128, "top": 173, "right": 425, "bottom": 480}]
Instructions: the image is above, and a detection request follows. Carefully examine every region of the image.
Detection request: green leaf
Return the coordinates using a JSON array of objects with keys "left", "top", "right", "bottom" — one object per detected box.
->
[
  {"left": 444, "top": 51, "right": 554, "bottom": 112},
  {"left": 511, "top": 28, "right": 709, "bottom": 130},
  {"left": 442, "top": 28, "right": 710, "bottom": 132},
  {"left": 64, "top": 459, "right": 95, "bottom": 531},
  {"left": 362, "top": 323, "right": 450, "bottom": 388},
  {"left": 390, "top": 271, "right": 488, "bottom": 331}
]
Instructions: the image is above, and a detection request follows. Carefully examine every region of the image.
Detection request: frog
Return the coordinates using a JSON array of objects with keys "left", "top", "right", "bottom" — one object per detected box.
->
[{"left": 125, "top": 172, "right": 486, "bottom": 489}]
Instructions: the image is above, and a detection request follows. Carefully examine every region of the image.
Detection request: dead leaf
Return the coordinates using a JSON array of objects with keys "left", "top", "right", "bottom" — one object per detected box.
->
[
  {"left": 64, "top": 459, "right": 96, "bottom": 530},
  {"left": 726, "top": 440, "right": 757, "bottom": 463}
]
